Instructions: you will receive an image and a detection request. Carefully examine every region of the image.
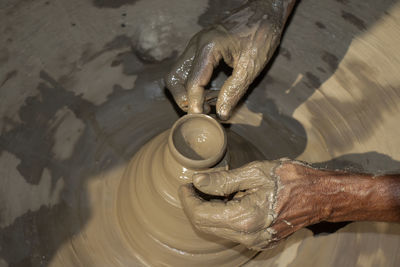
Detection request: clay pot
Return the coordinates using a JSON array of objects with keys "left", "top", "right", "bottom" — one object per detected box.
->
[
  {"left": 168, "top": 114, "right": 227, "bottom": 169},
  {"left": 117, "top": 114, "right": 257, "bottom": 266}
]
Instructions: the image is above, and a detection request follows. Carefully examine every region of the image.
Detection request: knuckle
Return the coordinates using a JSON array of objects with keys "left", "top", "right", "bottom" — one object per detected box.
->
[
  {"left": 164, "top": 73, "right": 183, "bottom": 91},
  {"left": 211, "top": 171, "right": 236, "bottom": 195},
  {"left": 252, "top": 160, "right": 265, "bottom": 169},
  {"left": 237, "top": 204, "right": 269, "bottom": 233},
  {"left": 237, "top": 214, "right": 261, "bottom": 233},
  {"left": 244, "top": 161, "right": 268, "bottom": 177},
  {"left": 215, "top": 171, "right": 229, "bottom": 187},
  {"left": 249, "top": 241, "right": 267, "bottom": 251},
  {"left": 239, "top": 234, "right": 257, "bottom": 248},
  {"left": 245, "top": 231, "right": 272, "bottom": 250},
  {"left": 246, "top": 161, "right": 264, "bottom": 169},
  {"left": 237, "top": 221, "right": 253, "bottom": 233},
  {"left": 199, "top": 41, "right": 218, "bottom": 57}
]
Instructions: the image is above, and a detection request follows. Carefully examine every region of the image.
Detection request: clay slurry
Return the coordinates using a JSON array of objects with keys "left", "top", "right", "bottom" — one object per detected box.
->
[{"left": 172, "top": 117, "right": 224, "bottom": 160}]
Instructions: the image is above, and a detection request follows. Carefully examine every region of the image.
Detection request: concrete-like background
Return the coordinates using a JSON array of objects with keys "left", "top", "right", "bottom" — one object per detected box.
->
[{"left": 1, "top": 0, "right": 400, "bottom": 266}]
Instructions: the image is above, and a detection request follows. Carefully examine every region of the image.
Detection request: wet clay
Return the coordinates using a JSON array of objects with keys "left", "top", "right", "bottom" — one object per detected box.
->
[
  {"left": 170, "top": 114, "right": 227, "bottom": 168},
  {"left": 172, "top": 117, "right": 223, "bottom": 160},
  {"left": 116, "top": 114, "right": 263, "bottom": 265}
]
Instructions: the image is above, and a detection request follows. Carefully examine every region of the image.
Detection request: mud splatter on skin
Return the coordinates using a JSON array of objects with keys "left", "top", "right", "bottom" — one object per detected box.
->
[
  {"left": 93, "top": 0, "right": 137, "bottom": 9},
  {"left": 341, "top": 10, "right": 366, "bottom": 31}
]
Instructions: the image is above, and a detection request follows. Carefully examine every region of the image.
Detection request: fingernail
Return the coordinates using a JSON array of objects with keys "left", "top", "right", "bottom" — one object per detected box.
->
[
  {"left": 193, "top": 173, "right": 210, "bottom": 188},
  {"left": 218, "top": 104, "right": 231, "bottom": 120}
]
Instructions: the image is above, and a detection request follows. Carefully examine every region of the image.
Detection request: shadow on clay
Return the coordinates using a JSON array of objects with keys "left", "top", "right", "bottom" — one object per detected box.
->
[{"left": 241, "top": 0, "right": 397, "bottom": 148}]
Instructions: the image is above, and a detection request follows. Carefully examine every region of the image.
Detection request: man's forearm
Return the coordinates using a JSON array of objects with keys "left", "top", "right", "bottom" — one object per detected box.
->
[
  {"left": 271, "top": 162, "right": 400, "bottom": 240},
  {"left": 319, "top": 171, "right": 400, "bottom": 223}
]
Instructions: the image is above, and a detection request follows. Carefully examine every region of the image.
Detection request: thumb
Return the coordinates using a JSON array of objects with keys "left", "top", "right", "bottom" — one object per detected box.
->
[{"left": 193, "top": 161, "right": 278, "bottom": 196}]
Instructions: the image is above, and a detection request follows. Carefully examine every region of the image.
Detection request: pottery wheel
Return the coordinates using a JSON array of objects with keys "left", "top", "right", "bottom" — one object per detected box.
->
[{"left": 1, "top": 0, "right": 400, "bottom": 266}]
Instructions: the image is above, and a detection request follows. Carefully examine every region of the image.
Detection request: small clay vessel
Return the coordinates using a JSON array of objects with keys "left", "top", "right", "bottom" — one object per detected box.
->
[{"left": 117, "top": 114, "right": 257, "bottom": 266}]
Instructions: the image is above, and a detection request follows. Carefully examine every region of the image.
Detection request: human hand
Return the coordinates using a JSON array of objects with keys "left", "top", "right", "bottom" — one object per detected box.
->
[
  {"left": 179, "top": 160, "right": 334, "bottom": 250},
  {"left": 165, "top": 0, "right": 286, "bottom": 120},
  {"left": 179, "top": 161, "right": 281, "bottom": 250},
  {"left": 180, "top": 158, "right": 400, "bottom": 250}
]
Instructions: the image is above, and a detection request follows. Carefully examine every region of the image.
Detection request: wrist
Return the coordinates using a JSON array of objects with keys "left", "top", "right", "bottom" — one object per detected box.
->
[
  {"left": 274, "top": 161, "right": 400, "bottom": 226},
  {"left": 279, "top": 162, "right": 328, "bottom": 222},
  {"left": 322, "top": 173, "right": 400, "bottom": 223},
  {"left": 268, "top": 161, "right": 325, "bottom": 240},
  {"left": 264, "top": 160, "right": 400, "bottom": 244}
]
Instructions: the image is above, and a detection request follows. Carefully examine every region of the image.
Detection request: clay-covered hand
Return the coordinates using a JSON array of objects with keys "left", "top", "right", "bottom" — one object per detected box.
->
[
  {"left": 180, "top": 159, "right": 400, "bottom": 250},
  {"left": 179, "top": 161, "right": 281, "bottom": 250},
  {"left": 164, "top": 0, "right": 286, "bottom": 120}
]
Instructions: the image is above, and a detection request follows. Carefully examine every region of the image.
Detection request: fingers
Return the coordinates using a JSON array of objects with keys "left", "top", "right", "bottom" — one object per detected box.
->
[
  {"left": 179, "top": 184, "right": 246, "bottom": 230},
  {"left": 168, "top": 83, "right": 189, "bottom": 111},
  {"left": 198, "top": 225, "right": 273, "bottom": 250},
  {"left": 179, "top": 184, "right": 270, "bottom": 233},
  {"left": 186, "top": 42, "right": 222, "bottom": 114},
  {"left": 216, "top": 56, "right": 254, "bottom": 120},
  {"left": 164, "top": 40, "right": 197, "bottom": 111},
  {"left": 165, "top": 35, "right": 222, "bottom": 113},
  {"left": 193, "top": 161, "right": 276, "bottom": 196}
]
